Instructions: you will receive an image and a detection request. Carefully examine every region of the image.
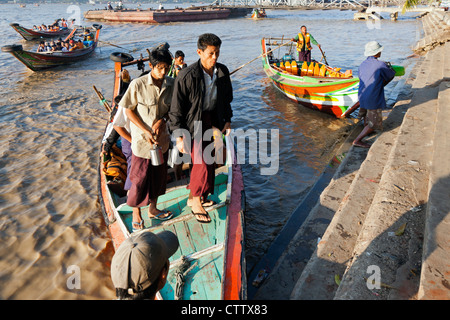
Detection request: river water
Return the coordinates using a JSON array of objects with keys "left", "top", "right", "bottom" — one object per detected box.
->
[{"left": 0, "top": 2, "right": 421, "bottom": 299}]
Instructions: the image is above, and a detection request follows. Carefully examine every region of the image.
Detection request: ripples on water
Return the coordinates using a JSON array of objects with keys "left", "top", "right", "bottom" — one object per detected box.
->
[{"left": 0, "top": 3, "right": 420, "bottom": 299}]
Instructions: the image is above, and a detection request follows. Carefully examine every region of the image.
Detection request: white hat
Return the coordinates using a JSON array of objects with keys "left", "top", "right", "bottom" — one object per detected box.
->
[{"left": 364, "top": 41, "right": 384, "bottom": 57}]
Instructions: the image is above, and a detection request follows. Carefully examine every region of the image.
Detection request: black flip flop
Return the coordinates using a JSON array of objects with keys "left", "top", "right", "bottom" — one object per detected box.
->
[{"left": 192, "top": 211, "right": 211, "bottom": 223}]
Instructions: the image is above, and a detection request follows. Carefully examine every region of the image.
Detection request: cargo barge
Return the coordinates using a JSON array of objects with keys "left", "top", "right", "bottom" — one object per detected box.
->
[{"left": 84, "top": 6, "right": 250, "bottom": 23}]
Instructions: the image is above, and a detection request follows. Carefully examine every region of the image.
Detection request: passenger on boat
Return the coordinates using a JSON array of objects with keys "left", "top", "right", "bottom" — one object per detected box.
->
[
  {"left": 83, "top": 28, "right": 94, "bottom": 40},
  {"left": 43, "top": 42, "right": 51, "bottom": 51},
  {"left": 120, "top": 47, "right": 175, "bottom": 231},
  {"left": 352, "top": 41, "right": 395, "bottom": 149},
  {"left": 83, "top": 35, "right": 94, "bottom": 47},
  {"left": 107, "top": 2, "right": 113, "bottom": 10},
  {"left": 60, "top": 18, "right": 68, "bottom": 29},
  {"left": 40, "top": 24, "right": 47, "bottom": 31},
  {"left": 61, "top": 42, "right": 70, "bottom": 52},
  {"left": 111, "top": 231, "right": 179, "bottom": 300},
  {"left": 76, "top": 40, "right": 85, "bottom": 49},
  {"left": 169, "top": 33, "right": 233, "bottom": 224},
  {"left": 168, "top": 50, "right": 187, "bottom": 78},
  {"left": 36, "top": 41, "right": 45, "bottom": 53},
  {"left": 291, "top": 25, "right": 321, "bottom": 63}
]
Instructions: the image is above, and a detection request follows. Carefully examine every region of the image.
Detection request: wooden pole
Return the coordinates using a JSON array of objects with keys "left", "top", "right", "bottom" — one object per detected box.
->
[
  {"left": 230, "top": 40, "right": 294, "bottom": 76},
  {"left": 93, "top": 85, "right": 111, "bottom": 113}
]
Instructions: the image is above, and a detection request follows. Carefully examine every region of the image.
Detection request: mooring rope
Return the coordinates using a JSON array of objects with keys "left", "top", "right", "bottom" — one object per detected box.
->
[{"left": 174, "top": 256, "right": 198, "bottom": 300}]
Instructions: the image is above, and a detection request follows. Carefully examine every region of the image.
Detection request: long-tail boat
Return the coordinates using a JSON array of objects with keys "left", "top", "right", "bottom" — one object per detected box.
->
[
  {"left": 1, "top": 25, "right": 101, "bottom": 72},
  {"left": 97, "top": 48, "right": 246, "bottom": 300},
  {"left": 10, "top": 22, "right": 74, "bottom": 41},
  {"left": 261, "top": 37, "right": 360, "bottom": 118}
]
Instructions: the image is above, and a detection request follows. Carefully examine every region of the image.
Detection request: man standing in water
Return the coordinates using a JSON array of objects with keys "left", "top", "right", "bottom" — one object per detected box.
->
[
  {"left": 120, "top": 47, "right": 174, "bottom": 231},
  {"left": 169, "top": 33, "right": 233, "bottom": 223},
  {"left": 291, "top": 25, "right": 321, "bottom": 62},
  {"left": 353, "top": 41, "right": 395, "bottom": 148}
]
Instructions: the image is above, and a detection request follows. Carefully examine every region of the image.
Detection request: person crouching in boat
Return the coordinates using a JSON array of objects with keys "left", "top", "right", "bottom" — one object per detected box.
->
[
  {"left": 111, "top": 231, "right": 179, "bottom": 300},
  {"left": 291, "top": 25, "right": 321, "bottom": 63},
  {"left": 121, "top": 47, "right": 174, "bottom": 232}
]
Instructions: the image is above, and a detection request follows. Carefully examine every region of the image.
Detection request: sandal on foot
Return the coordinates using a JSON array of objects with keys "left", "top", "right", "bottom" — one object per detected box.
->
[
  {"left": 187, "top": 199, "right": 217, "bottom": 208},
  {"left": 192, "top": 211, "right": 211, "bottom": 223},
  {"left": 352, "top": 141, "right": 371, "bottom": 148},
  {"left": 149, "top": 210, "right": 173, "bottom": 221},
  {"left": 201, "top": 199, "right": 216, "bottom": 208},
  {"left": 132, "top": 221, "right": 144, "bottom": 233}
]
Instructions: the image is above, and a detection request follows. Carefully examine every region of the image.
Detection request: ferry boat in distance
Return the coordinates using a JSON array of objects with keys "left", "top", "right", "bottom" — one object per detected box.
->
[{"left": 84, "top": 6, "right": 250, "bottom": 24}]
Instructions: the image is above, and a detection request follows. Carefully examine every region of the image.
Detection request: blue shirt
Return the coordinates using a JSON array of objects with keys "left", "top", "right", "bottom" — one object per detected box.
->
[{"left": 358, "top": 56, "right": 395, "bottom": 110}]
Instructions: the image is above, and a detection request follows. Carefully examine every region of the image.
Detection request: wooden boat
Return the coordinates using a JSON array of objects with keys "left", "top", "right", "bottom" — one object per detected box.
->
[
  {"left": 98, "top": 50, "right": 246, "bottom": 300},
  {"left": 1, "top": 25, "right": 101, "bottom": 72},
  {"left": 261, "top": 37, "right": 360, "bottom": 118},
  {"left": 251, "top": 8, "right": 267, "bottom": 19},
  {"left": 10, "top": 22, "right": 74, "bottom": 41},
  {"left": 84, "top": 7, "right": 231, "bottom": 23}
]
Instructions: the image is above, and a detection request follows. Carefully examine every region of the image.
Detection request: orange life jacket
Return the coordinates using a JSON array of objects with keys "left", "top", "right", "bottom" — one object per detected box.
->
[{"left": 296, "top": 33, "right": 312, "bottom": 51}]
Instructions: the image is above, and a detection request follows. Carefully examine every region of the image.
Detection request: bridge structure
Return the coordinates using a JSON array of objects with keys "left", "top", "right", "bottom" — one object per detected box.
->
[
  {"left": 211, "top": 0, "right": 370, "bottom": 8},
  {"left": 211, "top": 0, "right": 440, "bottom": 11}
]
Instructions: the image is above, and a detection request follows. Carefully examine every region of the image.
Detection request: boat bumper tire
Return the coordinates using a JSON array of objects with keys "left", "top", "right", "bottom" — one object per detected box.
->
[
  {"left": 2, "top": 44, "right": 23, "bottom": 52},
  {"left": 110, "top": 52, "right": 134, "bottom": 63}
]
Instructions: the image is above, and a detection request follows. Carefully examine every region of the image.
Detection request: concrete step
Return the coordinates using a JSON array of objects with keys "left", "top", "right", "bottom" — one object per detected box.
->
[
  {"left": 418, "top": 80, "right": 450, "bottom": 300},
  {"left": 444, "top": 41, "right": 450, "bottom": 80},
  {"left": 290, "top": 94, "right": 415, "bottom": 300},
  {"left": 414, "top": 13, "right": 450, "bottom": 53},
  {"left": 334, "top": 47, "right": 441, "bottom": 300},
  {"left": 253, "top": 56, "right": 423, "bottom": 300},
  {"left": 251, "top": 125, "right": 365, "bottom": 299},
  {"left": 290, "top": 49, "right": 440, "bottom": 300}
]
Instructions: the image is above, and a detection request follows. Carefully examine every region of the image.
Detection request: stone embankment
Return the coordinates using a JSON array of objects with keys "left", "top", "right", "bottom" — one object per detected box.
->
[
  {"left": 414, "top": 10, "right": 450, "bottom": 53},
  {"left": 253, "top": 11, "right": 449, "bottom": 300}
]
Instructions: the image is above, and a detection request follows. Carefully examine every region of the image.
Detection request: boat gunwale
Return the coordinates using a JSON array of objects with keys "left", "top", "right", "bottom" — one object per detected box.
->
[{"left": 10, "top": 23, "right": 73, "bottom": 40}]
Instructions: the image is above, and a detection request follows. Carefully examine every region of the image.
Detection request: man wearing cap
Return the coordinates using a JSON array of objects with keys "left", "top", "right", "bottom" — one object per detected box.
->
[
  {"left": 111, "top": 231, "right": 179, "bottom": 300},
  {"left": 291, "top": 25, "right": 321, "bottom": 62},
  {"left": 353, "top": 41, "right": 396, "bottom": 148}
]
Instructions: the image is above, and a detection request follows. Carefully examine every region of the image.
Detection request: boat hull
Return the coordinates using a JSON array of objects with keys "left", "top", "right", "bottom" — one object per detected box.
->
[
  {"left": 84, "top": 8, "right": 231, "bottom": 23},
  {"left": 261, "top": 38, "right": 360, "bottom": 118},
  {"left": 2, "top": 26, "right": 101, "bottom": 72},
  {"left": 10, "top": 23, "right": 72, "bottom": 41},
  {"left": 3, "top": 45, "right": 97, "bottom": 71},
  {"left": 98, "top": 56, "right": 246, "bottom": 300}
]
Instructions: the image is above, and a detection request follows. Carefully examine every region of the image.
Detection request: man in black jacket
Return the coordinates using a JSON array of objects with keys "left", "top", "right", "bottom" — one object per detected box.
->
[{"left": 169, "top": 33, "right": 233, "bottom": 223}]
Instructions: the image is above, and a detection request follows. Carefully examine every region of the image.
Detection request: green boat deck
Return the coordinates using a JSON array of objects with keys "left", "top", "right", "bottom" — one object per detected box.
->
[{"left": 112, "top": 171, "right": 230, "bottom": 300}]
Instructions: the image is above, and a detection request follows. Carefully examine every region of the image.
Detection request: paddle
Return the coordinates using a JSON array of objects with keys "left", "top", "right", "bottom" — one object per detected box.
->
[
  {"left": 230, "top": 39, "right": 294, "bottom": 76},
  {"left": 93, "top": 85, "right": 111, "bottom": 113},
  {"left": 99, "top": 40, "right": 134, "bottom": 52},
  {"left": 63, "top": 27, "right": 77, "bottom": 42},
  {"left": 318, "top": 46, "right": 329, "bottom": 65}
]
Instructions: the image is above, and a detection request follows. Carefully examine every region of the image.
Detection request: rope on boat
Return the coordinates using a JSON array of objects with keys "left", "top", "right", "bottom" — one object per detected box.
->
[{"left": 174, "top": 256, "right": 198, "bottom": 300}]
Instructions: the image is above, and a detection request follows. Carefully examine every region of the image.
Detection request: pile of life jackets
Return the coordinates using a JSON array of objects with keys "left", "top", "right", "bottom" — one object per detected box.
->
[{"left": 275, "top": 60, "right": 352, "bottom": 78}]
